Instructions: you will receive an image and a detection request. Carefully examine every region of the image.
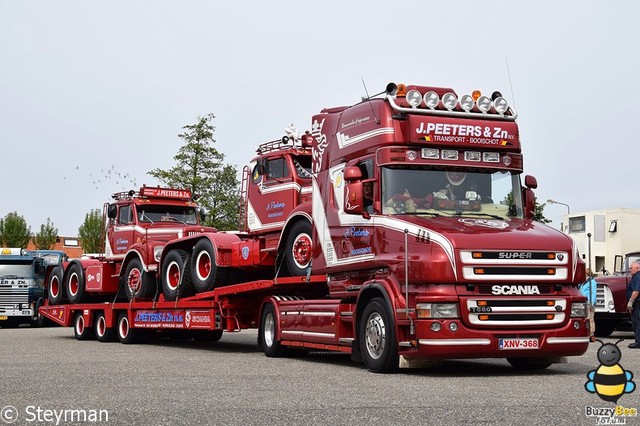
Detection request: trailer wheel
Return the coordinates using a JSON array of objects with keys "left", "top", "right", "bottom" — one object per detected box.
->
[
  {"left": 73, "top": 312, "right": 95, "bottom": 341},
  {"left": 66, "top": 263, "right": 87, "bottom": 304},
  {"left": 190, "top": 239, "right": 228, "bottom": 293},
  {"left": 506, "top": 357, "right": 552, "bottom": 370},
  {"left": 161, "top": 249, "right": 194, "bottom": 301},
  {"left": 117, "top": 311, "right": 141, "bottom": 344},
  {"left": 95, "top": 312, "right": 116, "bottom": 342},
  {"left": 48, "top": 266, "right": 65, "bottom": 305},
  {"left": 259, "top": 303, "right": 286, "bottom": 357},
  {"left": 284, "top": 221, "right": 312, "bottom": 276},
  {"left": 123, "top": 258, "right": 156, "bottom": 300},
  {"left": 358, "top": 297, "right": 398, "bottom": 373}
]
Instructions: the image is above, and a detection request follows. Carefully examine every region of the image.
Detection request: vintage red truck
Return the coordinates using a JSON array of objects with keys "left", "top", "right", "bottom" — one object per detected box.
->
[
  {"left": 41, "top": 81, "right": 590, "bottom": 373},
  {"left": 592, "top": 251, "right": 638, "bottom": 336}
]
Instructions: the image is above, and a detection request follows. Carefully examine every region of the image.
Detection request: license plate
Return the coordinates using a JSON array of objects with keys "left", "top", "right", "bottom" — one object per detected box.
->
[
  {"left": 499, "top": 338, "right": 539, "bottom": 350},
  {"left": 0, "top": 316, "right": 8, "bottom": 321}
]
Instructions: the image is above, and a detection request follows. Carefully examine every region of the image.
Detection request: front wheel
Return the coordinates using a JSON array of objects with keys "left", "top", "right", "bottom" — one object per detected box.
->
[
  {"left": 358, "top": 297, "right": 398, "bottom": 373},
  {"left": 284, "top": 221, "right": 312, "bottom": 276},
  {"left": 123, "top": 258, "right": 156, "bottom": 300},
  {"left": 259, "top": 303, "right": 286, "bottom": 357}
]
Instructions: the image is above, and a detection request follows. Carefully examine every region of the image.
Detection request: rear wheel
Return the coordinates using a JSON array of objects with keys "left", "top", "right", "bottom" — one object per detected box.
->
[
  {"left": 259, "top": 303, "right": 286, "bottom": 357},
  {"left": 123, "top": 258, "right": 156, "bottom": 300},
  {"left": 161, "top": 249, "right": 193, "bottom": 301},
  {"left": 66, "top": 263, "right": 87, "bottom": 304},
  {"left": 190, "top": 239, "right": 228, "bottom": 293},
  {"left": 117, "top": 311, "right": 141, "bottom": 344},
  {"left": 73, "top": 312, "right": 95, "bottom": 340},
  {"left": 95, "top": 312, "right": 116, "bottom": 342},
  {"left": 48, "top": 266, "right": 65, "bottom": 305},
  {"left": 284, "top": 221, "right": 312, "bottom": 276},
  {"left": 358, "top": 297, "right": 398, "bottom": 373}
]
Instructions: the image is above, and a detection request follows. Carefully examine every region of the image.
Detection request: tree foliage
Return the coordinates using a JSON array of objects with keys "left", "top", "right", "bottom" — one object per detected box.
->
[
  {"left": 148, "top": 113, "right": 240, "bottom": 230},
  {"left": 78, "top": 209, "right": 103, "bottom": 253},
  {"left": 33, "top": 217, "right": 59, "bottom": 250},
  {"left": 0, "top": 211, "right": 32, "bottom": 248},
  {"left": 534, "top": 201, "right": 551, "bottom": 224}
]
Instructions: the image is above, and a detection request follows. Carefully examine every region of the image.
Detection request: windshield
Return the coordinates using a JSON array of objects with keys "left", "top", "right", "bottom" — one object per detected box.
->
[
  {"left": 0, "top": 260, "right": 33, "bottom": 279},
  {"left": 137, "top": 205, "right": 198, "bottom": 225},
  {"left": 293, "top": 155, "right": 313, "bottom": 178},
  {"left": 381, "top": 167, "right": 523, "bottom": 220}
]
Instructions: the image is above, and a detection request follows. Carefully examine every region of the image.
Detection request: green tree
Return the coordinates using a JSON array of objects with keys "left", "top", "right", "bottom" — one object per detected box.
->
[
  {"left": 78, "top": 209, "right": 103, "bottom": 253},
  {"left": 148, "top": 113, "right": 240, "bottom": 230},
  {"left": 502, "top": 192, "right": 550, "bottom": 223},
  {"left": 0, "top": 211, "right": 32, "bottom": 248},
  {"left": 33, "top": 217, "right": 59, "bottom": 249}
]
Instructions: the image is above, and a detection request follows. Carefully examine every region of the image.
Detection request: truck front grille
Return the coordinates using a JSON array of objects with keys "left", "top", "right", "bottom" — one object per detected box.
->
[
  {"left": 595, "top": 285, "right": 614, "bottom": 312},
  {"left": 0, "top": 285, "right": 29, "bottom": 307}
]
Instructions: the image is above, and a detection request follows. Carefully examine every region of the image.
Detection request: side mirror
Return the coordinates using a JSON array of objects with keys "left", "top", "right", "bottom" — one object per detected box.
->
[
  {"left": 107, "top": 204, "right": 117, "bottom": 219},
  {"left": 523, "top": 187, "right": 536, "bottom": 219},
  {"left": 524, "top": 175, "right": 538, "bottom": 189},
  {"left": 344, "top": 166, "right": 363, "bottom": 182},
  {"left": 257, "top": 158, "right": 269, "bottom": 176}
]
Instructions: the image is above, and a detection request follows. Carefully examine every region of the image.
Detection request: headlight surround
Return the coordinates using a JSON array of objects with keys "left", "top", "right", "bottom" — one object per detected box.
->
[
  {"left": 154, "top": 246, "right": 164, "bottom": 262},
  {"left": 571, "top": 302, "right": 588, "bottom": 318},
  {"left": 416, "top": 303, "right": 459, "bottom": 319}
]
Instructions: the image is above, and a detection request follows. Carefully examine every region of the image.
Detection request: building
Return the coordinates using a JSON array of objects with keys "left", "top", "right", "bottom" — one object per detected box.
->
[
  {"left": 562, "top": 208, "right": 640, "bottom": 275},
  {"left": 27, "top": 236, "right": 83, "bottom": 258}
]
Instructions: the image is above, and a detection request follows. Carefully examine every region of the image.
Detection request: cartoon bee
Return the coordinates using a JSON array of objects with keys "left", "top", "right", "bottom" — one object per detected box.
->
[{"left": 585, "top": 339, "right": 636, "bottom": 403}]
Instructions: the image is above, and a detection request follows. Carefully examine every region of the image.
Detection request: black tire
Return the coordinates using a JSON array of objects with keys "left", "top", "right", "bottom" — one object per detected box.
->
[
  {"left": 284, "top": 221, "right": 313, "bottom": 276},
  {"left": 594, "top": 320, "right": 616, "bottom": 337},
  {"left": 31, "top": 299, "right": 45, "bottom": 327},
  {"left": 117, "top": 311, "right": 141, "bottom": 344},
  {"left": 123, "top": 258, "right": 156, "bottom": 300},
  {"left": 66, "top": 263, "right": 87, "bottom": 304},
  {"left": 192, "top": 329, "right": 224, "bottom": 342},
  {"left": 358, "top": 297, "right": 398, "bottom": 373},
  {"left": 95, "top": 312, "right": 116, "bottom": 342},
  {"left": 48, "top": 266, "right": 65, "bottom": 305},
  {"left": 161, "top": 249, "right": 194, "bottom": 301},
  {"left": 506, "top": 357, "right": 552, "bottom": 370},
  {"left": 259, "top": 303, "right": 286, "bottom": 357},
  {"left": 190, "top": 239, "right": 228, "bottom": 293},
  {"left": 73, "top": 312, "right": 95, "bottom": 341}
]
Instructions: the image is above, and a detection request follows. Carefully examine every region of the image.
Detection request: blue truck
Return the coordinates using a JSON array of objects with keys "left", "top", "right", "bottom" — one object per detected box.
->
[{"left": 0, "top": 248, "right": 66, "bottom": 327}]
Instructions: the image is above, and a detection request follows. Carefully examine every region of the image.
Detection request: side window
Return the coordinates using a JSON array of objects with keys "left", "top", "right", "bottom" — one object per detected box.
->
[
  {"left": 266, "top": 158, "right": 289, "bottom": 180},
  {"left": 118, "top": 205, "right": 132, "bottom": 224}
]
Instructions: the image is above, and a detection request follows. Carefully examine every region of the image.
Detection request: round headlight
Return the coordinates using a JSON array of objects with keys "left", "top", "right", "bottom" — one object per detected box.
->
[
  {"left": 477, "top": 95, "right": 491, "bottom": 113},
  {"left": 494, "top": 97, "right": 508, "bottom": 114},
  {"left": 442, "top": 92, "right": 458, "bottom": 110},
  {"left": 460, "top": 94, "right": 474, "bottom": 111},
  {"left": 423, "top": 91, "right": 439, "bottom": 109},
  {"left": 406, "top": 90, "right": 422, "bottom": 107}
]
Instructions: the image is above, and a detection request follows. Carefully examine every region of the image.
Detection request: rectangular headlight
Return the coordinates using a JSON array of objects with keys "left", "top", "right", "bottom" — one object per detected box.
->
[
  {"left": 571, "top": 302, "right": 587, "bottom": 318},
  {"left": 416, "top": 303, "right": 459, "bottom": 319}
]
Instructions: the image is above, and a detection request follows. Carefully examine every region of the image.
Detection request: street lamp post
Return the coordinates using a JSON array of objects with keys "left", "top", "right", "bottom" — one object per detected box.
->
[{"left": 546, "top": 199, "right": 571, "bottom": 232}]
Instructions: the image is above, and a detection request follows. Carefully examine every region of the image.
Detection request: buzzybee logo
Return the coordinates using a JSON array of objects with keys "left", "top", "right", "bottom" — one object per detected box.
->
[{"left": 585, "top": 340, "right": 635, "bottom": 403}]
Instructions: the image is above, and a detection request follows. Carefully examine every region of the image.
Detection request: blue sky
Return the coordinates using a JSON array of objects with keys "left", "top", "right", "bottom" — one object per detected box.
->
[{"left": 1, "top": 1, "right": 637, "bottom": 235}]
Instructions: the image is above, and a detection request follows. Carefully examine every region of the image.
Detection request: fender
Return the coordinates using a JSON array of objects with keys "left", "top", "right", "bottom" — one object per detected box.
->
[
  {"left": 122, "top": 248, "right": 149, "bottom": 272},
  {"left": 277, "top": 203, "right": 312, "bottom": 252},
  {"left": 160, "top": 232, "right": 241, "bottom": 268},
  {"left": 354, "top": 278, "right": 397, "bottom": 335}
]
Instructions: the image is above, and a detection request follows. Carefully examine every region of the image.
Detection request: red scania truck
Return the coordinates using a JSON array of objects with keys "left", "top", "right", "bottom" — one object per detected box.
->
[{"left": 41, "top": 81, "right": 590, "bottom": 373}]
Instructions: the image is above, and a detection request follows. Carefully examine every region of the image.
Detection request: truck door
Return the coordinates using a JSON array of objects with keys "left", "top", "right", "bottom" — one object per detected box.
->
[
  {"left": 111, "top": 204, "right": 136, "bottom": 256},
  {"left": 248, "top": 156, "right": 297, "bottom": 232}
]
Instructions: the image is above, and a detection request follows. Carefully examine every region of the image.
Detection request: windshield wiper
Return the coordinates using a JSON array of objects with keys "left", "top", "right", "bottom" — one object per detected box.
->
[
  {"left": 456, "top": 212, "right": 506, "bottom": 220},
  {"left": 404, "top": 212, "right": 441, "bottom": 217}
]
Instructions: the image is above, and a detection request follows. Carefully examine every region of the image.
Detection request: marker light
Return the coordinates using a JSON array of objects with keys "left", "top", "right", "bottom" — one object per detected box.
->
[
  {"left": 494, "top": 97, "right": 509, "bottom": 114},
  {"left": 406, "top": 90, "right": 423, "bottom": 107},
  {"left": 423, "top": 91, "right": 439, "bottom": 109},
  {"left": 477, "top": 95, "right": 492, "bottom": 113},
  {"left": 472, "top": 90, "right": 482, "bottom": 101},
  {"left": 442, "top": 92, "right": 458, "bottom": 110},
  {"left": 460, "top": 94, "right": 474, "bottom": 111}
]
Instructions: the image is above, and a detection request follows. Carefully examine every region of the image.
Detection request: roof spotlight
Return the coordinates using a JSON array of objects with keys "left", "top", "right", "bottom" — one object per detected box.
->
[
  {"left": 477, "top": 95, "right": 491, "bottom": 113},
  {"left": 442, "top": 92, "right": 458, "bottom": 111},
  {"left": 406, "top": 90, "right": 423, "bottom": 107},
  {"left": 491, "top": 91, "right": 503, "bottom": 101},
  {"left": 460, "top": 94, "right": 474, "bottom": 112},
  {"left": 423, "top": 91, "right": 439, "bottom": 109},
  {"left": 494, "top": 97, "right": 509, "bottom": 114}
]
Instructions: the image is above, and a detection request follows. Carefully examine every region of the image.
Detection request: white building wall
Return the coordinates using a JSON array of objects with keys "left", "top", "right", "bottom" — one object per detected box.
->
[{"left": 562, "top": 208, "right": 640, "bottom": 275}]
